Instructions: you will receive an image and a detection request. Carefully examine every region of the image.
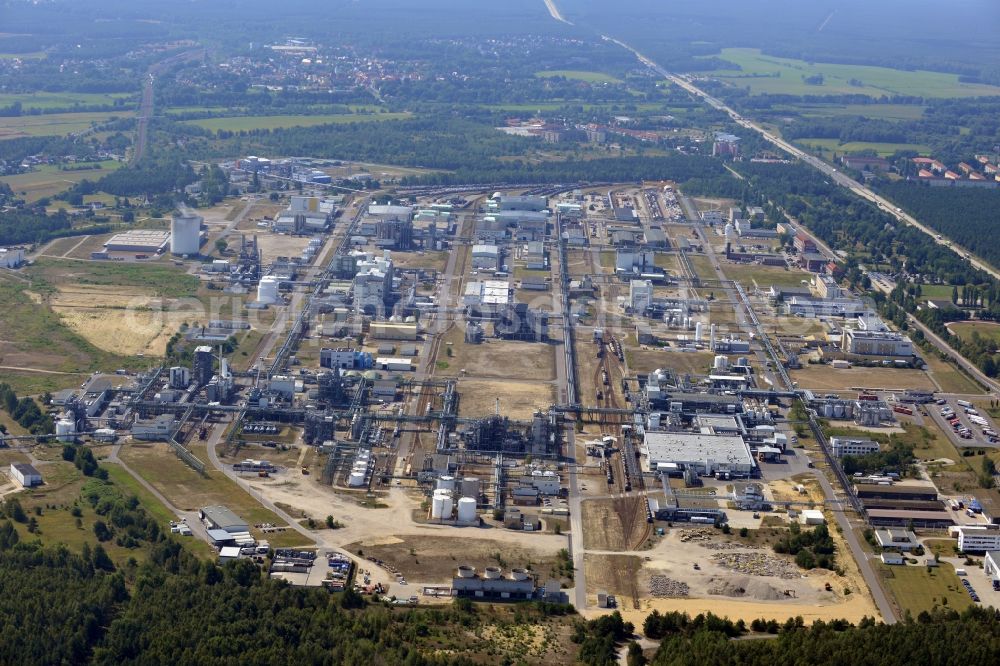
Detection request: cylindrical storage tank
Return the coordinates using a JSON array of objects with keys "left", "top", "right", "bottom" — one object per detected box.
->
[
  {"left": 170, "top": 210, "right": 202, "bottom": 255},
  {"left": 457, "top": 497, "right": 477, "bottom": 523},
  {"left": 509, "top": 568, "right": 530, "bottom": 581},
  {"left": 460, "top": 477, "right": 480, "bottom": 498},
  {"left": 694, "top": 321, "right": 703, "bottom": 342},
  {"left": 483, "top": 566, "right": 502, "bottom": 580},
  {"left": 436, "top": 475, "right": 456, "bottom": 491},
  {"left": 439, "top": 495, "right": 453, "bottom": 519},
  {"left": 56, "top": 418, "right": 76, "bottom": 443},
  {"left": 713, "top": 355, "right": 728, "bottom": 370},
  {"left": 456, "top": 565, "right": 476, "bottom": 578},
  {"left": 431, "top": 494, "right": 446, "bottom": 519},
  {"left": 348, "top": 471, "right": 366, "bottom": 487},
  {"left": 257, "top": 276, "right": 279, "bottom": 304}
]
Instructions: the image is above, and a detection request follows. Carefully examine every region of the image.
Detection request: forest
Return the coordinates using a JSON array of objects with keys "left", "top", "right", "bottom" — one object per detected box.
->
[{"left": 876, "top": 182, "right": 1000, "bottom": 268}]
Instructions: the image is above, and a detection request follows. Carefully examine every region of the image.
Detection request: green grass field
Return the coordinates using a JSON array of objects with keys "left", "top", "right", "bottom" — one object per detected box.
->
[
  {"left": 535, "top": 70, "right": 623, "bottom": 84},
  {"left": 722, "top": 262, "right": 810, "bottom": 289},
  {"left": 881, "top": 563, "right": 973, "bottom": 616},
  {"left": 706, "top": 48, "right": 1000, "bottom": 98},
  {"left": 792, "top": 103, "right": 926, "bottom": 121},
  {"left": 183, "top": 112, "right": 410, "bottom": 132},
  {"left": 0, "top": 161, "right": 123, "bottom": 202},
  {"left": 948, "top": 321, "right": 1000, "bottom": 345},
  {"left": 0, "top": 111, "right": 132, "bottom": 139},
  {"left": 27, "top": 257, "right": 199, "bottom": 299},
  {"left": 0, "top": 92, "right": 133, "bottom": 110},
  {"left": 922, "top": 353, "right": 985, "bottom": 395},
  {"left": 795, "top": 138, "right": 931, "bottom": 156}
]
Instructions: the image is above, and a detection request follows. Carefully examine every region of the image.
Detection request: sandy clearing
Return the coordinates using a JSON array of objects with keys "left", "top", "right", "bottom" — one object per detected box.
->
[{"left": 53, "top": 306, "right": 189, "bottom": 356}]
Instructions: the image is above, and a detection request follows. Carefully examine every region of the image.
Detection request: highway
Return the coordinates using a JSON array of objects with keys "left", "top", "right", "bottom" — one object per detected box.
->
[{"left": 598, "top": 37, "right": 1000, "bottom": 283}]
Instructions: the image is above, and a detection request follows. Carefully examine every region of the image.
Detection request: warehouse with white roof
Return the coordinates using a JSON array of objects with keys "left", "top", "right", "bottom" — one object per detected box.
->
[{"left": 642, "top": 432, "right": 756, "bottom": 477}]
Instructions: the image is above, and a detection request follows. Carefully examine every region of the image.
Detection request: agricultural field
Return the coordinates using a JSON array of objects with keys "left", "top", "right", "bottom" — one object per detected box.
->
[
  {"left": 0, "top": 161, "right": 124, "bottom": 202},
  {"left": 534, "top": 70, "right": 623, "bottom": 84},
  {"left": 880, "top": 563, "right": 972, "bottom": 616},
  {"left": 704, "top": 48, "right": 1000, "bottom": 98},
  {"left": 182, "top": 112, "right": 411, "bottom": 132},
  {"left": 0, "top": 111, "right": 132, "bottom": 139},
  {"left": 0, "top": 91, "right": 133, "bottom": 110},
  {"left": 790, "top": 103, "right": 926, "bottom": 121},
  {"left": 795, "top": 138, "right": 932, "bottom": 157}
]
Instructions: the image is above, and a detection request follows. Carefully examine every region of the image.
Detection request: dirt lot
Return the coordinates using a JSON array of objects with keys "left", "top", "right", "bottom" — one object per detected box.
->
[
  {"left": 585, "top": 553, "right": 642, "bottom": 606},
  {"left": 583, "top": 524, "right": 879, "bottom": 624},
  {"left": 457, "top": 380, "right": 555, "bottom": 419},
  {"left": 390, "top": 250, "right": 449, "bottom": 273},
  {"left": 789, "top": 365, "right": 936, "bottom": 391},
  {"left": 625, "top": 346, "right": 713, "bottom": 376},
  {"left": 437, "top": 326, "right": 556, "bottom": 381},
  {"left": 344, "top": 534, "right": 564, "bottom": 584}
]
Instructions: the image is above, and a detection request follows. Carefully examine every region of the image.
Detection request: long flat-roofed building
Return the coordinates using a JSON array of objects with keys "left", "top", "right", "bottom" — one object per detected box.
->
[
  {"left": 104, "top": 230, "right": 171, "bottom": 253},
  {"left": 643, "top": 432, "right": 756, "bottom": 476}
]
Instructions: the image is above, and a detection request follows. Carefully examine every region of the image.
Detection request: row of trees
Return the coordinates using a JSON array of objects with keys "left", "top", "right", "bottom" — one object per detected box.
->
[{"left": 0, "top": 383, "right": 52, "bottom": 435}]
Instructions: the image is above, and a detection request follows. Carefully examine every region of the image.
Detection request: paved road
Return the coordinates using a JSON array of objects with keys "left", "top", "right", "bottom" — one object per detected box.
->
[
  {"left": 809, "top": 460, "right": 898, "bottom": 623},
  {"left": 589, "top": 33, "right": 1000, "bottom": 282}
]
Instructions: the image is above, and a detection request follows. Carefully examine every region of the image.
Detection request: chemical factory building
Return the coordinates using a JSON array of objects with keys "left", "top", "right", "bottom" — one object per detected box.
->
[
  {"left": 104, "top": 230, "right": 171, "bottom": 253},
  {"left": 642, "top": 432, "right": 756, "bottom": 476},
  {"left": 199, "top": 505, "right": 250, "bottom": 533}
]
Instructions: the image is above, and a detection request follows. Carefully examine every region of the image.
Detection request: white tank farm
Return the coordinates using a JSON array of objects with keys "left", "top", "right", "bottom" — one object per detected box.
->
[
  {"left": 170, "top": 210, "right": 203, "bottom": 255},
  {"left": 348, "top": 471, "right": 366, "bottom": 487},
  {"left": 257, "top": 276, "right": 279, "bottom": 304},
  {"left": 456, "top": 497, "right": 477, "bottom": 523},
  {"left": 431, "top": 490, "right": 454, "bottom": 519}
]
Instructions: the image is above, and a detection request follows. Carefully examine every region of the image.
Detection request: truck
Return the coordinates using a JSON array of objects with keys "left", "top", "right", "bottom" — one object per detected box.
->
[
  {"left": 957, "top": 399, "right": 973, "bottom": 408},
  {"left": 893, "top": 405, "right": 913, "bottom": 415}
]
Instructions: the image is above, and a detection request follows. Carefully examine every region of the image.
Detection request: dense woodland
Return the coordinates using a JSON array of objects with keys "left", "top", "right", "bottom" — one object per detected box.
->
[{"left": 877, "top": 182, "right": 1000, "bottom": 268}]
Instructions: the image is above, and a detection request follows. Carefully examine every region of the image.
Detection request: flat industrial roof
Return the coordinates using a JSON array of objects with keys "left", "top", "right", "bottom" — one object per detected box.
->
[
  {"left": 11, "top": 462, "right": 41, "bottom": 476},
  {"left": 643, "top": 432, "right": 754, "bottom": 468},
  {"left": 104, "top": 229, "right": 170, "bottom": 250}
]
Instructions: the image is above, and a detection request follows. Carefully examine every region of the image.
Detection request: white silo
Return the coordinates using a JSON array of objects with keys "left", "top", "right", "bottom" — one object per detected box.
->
[
  {"left": 713, "top": 355, "right": 729, "bottom": 371},
  {"left": 456, "top": 497, "right": 477, "bottom": 523},
  {"left": 56, "top": 418, "right": 76, "bottom": 443},
  {"left": 694, "top": 321, "right": 703, "bottom": 343},
  {"left": 257, "top": 276, "right": 279, "bottom": 304},
  {"left": 432, "top": 489, "right": 453, "bottom": 520},
  {"left": 170, "top": 209, "right": 203, "bottom": 255},
  {"left": 436, "top": 475, "right": 456, "bottom": 491}
]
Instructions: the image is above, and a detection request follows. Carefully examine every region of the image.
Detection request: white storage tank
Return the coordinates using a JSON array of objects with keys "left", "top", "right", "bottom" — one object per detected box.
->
[
  {"left": 694, "top": 321, "right": 703, "bottom": 343},
  {"left": 56, "top": 418, "right": 76, "bottom": 443},
  {"left": 348, "top": 471, "right": 366, "bottom": 487},
  {"left": 431, "top": 491, "right": 453, "bottom": 519},
  {"left": 257, "top": 276, "right": 280, "bottom": 304},
  {"left": 456, "top": 497, "right": 477, "bottom": 523},
  {"left": 170, "top": 209, "right": 203, "bottom": 255},
  {"left": 713, "top": 355, "right": 729, "bottom": 371},
  {"left": 436, "top": 475, "right": 456, "bottom": 491}
]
